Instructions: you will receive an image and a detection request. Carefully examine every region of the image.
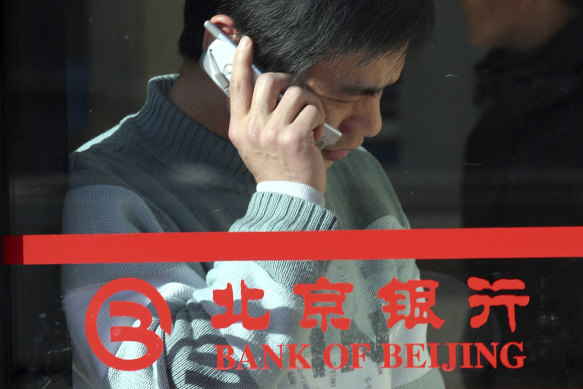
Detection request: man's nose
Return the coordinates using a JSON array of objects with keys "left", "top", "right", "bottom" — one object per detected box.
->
[{"left": 344, "top": 96, "right": 383, "bottom": 138}]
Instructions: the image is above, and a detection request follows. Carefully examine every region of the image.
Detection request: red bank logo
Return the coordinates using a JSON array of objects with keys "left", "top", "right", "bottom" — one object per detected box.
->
[{"left": 85, "top": 277, "right": 172, "bottom": 371}]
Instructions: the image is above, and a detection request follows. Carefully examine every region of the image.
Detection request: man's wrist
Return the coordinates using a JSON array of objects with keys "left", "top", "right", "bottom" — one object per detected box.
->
[{"left": 256, "top": 181, "right": 325, "bottom": 207}]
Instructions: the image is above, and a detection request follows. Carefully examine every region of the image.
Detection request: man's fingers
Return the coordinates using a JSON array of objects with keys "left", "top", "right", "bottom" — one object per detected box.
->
[
  {"left": 292, "top": 103, "right": 326, "bottom": 141},
  {"left": 230, "top": 36, "right": 254, "bottom": 119},
  {"left": 276, "top": 87, "right": 325, "bottom": 127},
  {"left": 251, "top": 73, "right": 290, "bottom": 115}
]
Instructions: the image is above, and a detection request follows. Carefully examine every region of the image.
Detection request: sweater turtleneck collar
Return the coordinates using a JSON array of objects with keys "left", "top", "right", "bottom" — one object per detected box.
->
[{"left": 132, "top": 74, "right": 256, "bottom": 192}]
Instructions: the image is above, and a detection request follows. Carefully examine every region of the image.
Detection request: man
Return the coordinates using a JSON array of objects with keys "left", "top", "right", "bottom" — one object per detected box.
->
[
  {"left": 62, "top": 0, "right": 442, "bottom": 387},
  {"left": 461, "top": 0, "right": 583, "bottom": 386}
]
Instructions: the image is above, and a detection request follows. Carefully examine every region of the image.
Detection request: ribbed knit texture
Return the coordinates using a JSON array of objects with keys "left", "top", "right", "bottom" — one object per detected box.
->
[{"left": 61, "top": 75, "right": 444, "bottom": 389}]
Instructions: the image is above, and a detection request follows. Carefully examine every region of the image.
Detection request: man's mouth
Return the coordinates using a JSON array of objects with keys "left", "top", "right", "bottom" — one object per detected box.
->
[{"left": 321, "top": 148, "right": 352, "bottom": 162}]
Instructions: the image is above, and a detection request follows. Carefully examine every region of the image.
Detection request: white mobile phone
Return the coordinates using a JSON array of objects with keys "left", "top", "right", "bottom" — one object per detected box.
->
[{"left": 200, "top": 20, "right": 341, "bottom": 150}]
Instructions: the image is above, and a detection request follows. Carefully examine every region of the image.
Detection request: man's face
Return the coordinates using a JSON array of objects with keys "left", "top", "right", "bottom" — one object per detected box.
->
[
  {"left": 461, "top": 0, "right": 523, "bottom": 48},
  {"left": 304, "top": 49, "right": 407, "bottom": 168}
]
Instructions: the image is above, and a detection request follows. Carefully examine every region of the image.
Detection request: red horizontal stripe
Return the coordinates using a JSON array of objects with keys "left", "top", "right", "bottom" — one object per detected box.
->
[{"left": 3, "top": 227, "right": 583, "bottom": 265}]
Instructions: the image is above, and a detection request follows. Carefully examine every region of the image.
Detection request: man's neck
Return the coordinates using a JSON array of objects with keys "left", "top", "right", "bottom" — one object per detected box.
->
[{"left": 168, "top": 61, "right": 231, "bottom": 139}]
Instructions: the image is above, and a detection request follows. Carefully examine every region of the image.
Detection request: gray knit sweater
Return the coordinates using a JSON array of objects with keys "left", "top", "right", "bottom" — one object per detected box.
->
[{"left": 61, "top": 75, "right": 444, "bottom": 389}]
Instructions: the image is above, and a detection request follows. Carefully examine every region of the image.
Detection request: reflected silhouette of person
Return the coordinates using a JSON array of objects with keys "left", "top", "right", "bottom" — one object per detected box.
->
[{"left": 460, "top": 0, "right": 583, "bottom": 386}]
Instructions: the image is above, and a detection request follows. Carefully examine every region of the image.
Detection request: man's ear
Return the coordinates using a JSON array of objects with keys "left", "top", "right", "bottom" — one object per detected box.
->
[{"left": 202, "top": 14, "right": 239, "bottom": 51}]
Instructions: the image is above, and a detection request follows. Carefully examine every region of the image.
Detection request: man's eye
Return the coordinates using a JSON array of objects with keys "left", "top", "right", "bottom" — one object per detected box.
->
[
  {"left": 329, "top": 96, "right": 359, "bottom": 104},
  {"left": 364, "top": 89, "right": 383, "bottom": 97}
]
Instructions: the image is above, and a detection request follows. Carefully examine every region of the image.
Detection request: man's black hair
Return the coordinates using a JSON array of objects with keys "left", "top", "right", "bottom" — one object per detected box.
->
[{"left": 179, "top": 0, "right": 434, "bottom": 81}]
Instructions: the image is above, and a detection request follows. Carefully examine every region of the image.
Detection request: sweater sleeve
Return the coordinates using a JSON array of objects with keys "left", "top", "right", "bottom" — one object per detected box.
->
[{"left": 62, "top": 184, "right": 339, "bottom": 389}]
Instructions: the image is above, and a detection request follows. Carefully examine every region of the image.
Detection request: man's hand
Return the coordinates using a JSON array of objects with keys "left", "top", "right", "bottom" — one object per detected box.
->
[{"left": 228, "top": 36, "right": 328, "bottom": 195}]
